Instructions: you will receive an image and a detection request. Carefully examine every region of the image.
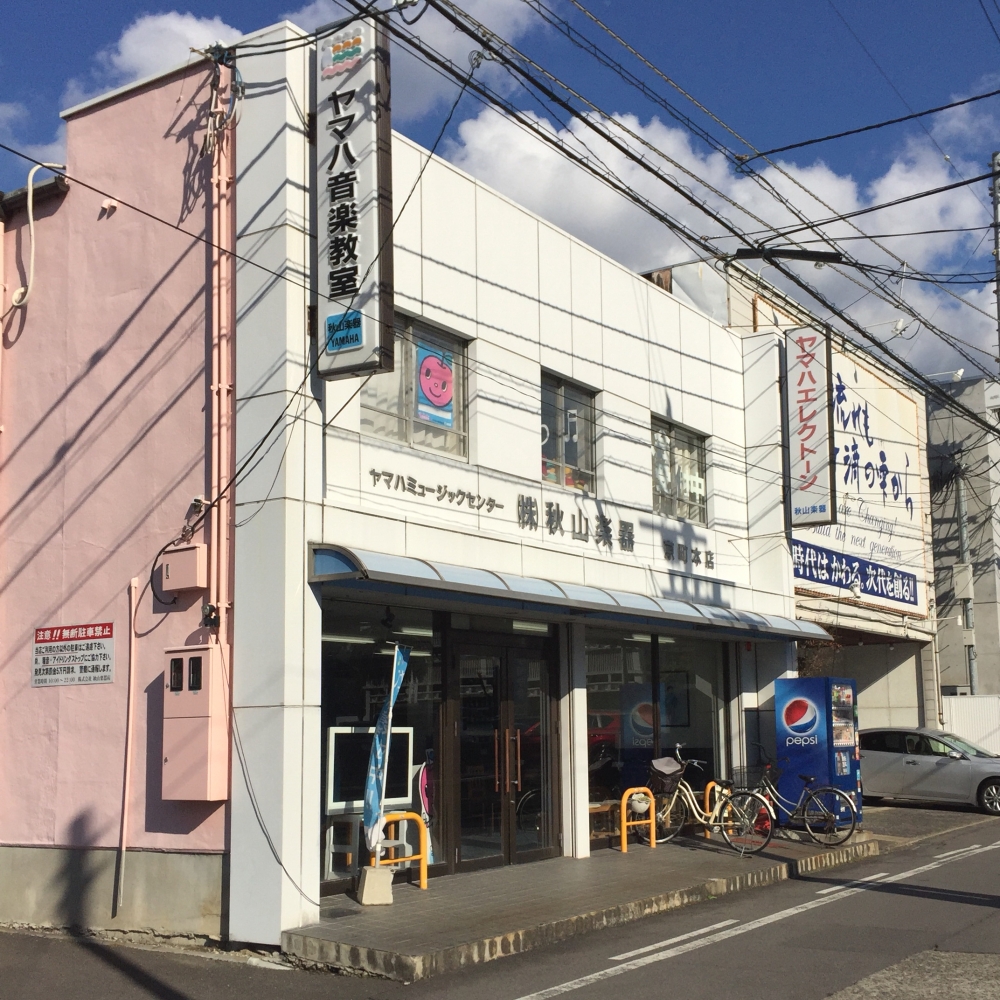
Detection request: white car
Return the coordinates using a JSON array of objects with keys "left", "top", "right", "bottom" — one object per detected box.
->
[{"left": 859, "top": 727, "right": 1000, "bottom": 814}]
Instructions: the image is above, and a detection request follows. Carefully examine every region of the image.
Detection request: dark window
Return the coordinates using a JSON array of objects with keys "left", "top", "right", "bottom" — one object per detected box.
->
[
  {"left": 882, "top": 731, "right": 907, "bottom": 753},
  {"left": 541, "top": 373, "right": 596, "bottom": 492},
  {"left": 652, "top": 419, "right": 708, "bottom": 524},
  {"left": 859, "top": 731, "right": 885, "bottom": 752},
  {"left": 188, "top": 656, "right": 203, "bottom": 692},
  {"left": 169, "top": 657, "right": 184, "bottom": 692}
]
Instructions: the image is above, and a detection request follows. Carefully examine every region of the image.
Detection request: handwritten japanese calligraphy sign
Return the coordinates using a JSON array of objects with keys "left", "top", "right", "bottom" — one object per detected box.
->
[
  {"left": 316, "top": 16, "right": 394, "bottom": 379},
  {"left": 785, "top": 327, "right": 835, "bottom": 527}
]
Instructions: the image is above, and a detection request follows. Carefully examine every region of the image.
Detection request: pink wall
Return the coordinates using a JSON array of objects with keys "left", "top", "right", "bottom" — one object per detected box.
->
[{"left": 0, "top": 65, "right": 227, "bottom": 852}]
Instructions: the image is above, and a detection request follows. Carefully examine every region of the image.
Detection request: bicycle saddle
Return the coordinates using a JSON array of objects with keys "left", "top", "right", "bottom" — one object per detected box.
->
[
  {"left": 715, "top": 778, "right": 734, "bottom": 788},
  {"left": 798, "top": 774, "right": 816, "bottom": 784}
]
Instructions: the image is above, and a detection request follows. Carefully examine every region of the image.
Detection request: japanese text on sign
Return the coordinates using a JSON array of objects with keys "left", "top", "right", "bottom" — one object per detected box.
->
[
  {"left": 370, "top": 469, "right": 504, "bottom": 513},
  {"left": 785, "top": 329, "right": 834, "bottom": 527},
  {"left": 792, "top": 540, "right": 917, "bottom": 606},
  {"left": 32, "top": 622, "right": 115, "bottom": 687}
]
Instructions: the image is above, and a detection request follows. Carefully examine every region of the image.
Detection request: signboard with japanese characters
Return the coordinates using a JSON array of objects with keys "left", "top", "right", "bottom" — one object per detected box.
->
[
  {"left": 785, "top": 327, "right": 835, "bottom": 527},
  {"left": 315, "top": 16, "right": 393, "bottom": 379},
  {"left": 32, "top": 623, "right": 115, "bottom": 687},
  {"left": 791, "top": 347, "right": 928, "bottom": 614}
]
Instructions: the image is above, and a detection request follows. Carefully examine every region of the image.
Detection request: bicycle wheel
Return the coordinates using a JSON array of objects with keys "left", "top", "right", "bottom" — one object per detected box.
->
[
  {"left": 719, "top": 791, "right": 773, "bottom": 854},
  {"left": 803, "top": 787, "right": 857, "bottom": 846},
  {"left": 651, "top": 791, "right": 688, "bottom": 843}
]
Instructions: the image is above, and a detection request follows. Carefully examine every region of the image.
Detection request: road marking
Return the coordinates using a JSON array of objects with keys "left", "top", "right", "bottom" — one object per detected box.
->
[
  {"left": 609, "top": 920, "right": 738, "bottom": 961},
  {"left": 935, "top": 844, "right": 981, "bottom": 859},
  {"left": 513, "top": 839, "right": 1000, "bottom": 1000},
  {"left": 815, "top": 872, "right": 888, "bottom": 894}
]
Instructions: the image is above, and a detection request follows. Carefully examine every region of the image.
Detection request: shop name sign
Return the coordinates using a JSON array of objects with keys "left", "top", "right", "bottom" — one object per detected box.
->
[
  {"left": 785, "top": 328, "right": 835, "bottom": 527},
  {"left": 792, "top": 539, "right": 917, "bottom": 606},
  {"left": 32, "top": 622, "right": 115, "bottom": 687},
  {"left": 316, "top": 16, "right": 394, "bottom": 379}
]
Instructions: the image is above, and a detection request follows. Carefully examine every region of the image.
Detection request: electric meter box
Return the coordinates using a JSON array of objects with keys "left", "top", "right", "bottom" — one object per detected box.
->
[
  {"left": 162, "top": 645, "right": 228, "bottom": 801},
  {"left": 161, "top": 544, "right": 208, "bottom": 592}
]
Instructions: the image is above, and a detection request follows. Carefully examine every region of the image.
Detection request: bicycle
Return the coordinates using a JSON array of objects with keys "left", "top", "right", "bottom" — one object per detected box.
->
[
  {"left": 737, "top": 742, "right": 857, "bottom": 847},
  {"left": 640, "top": 745, "right": 774, "bottom": 855}
]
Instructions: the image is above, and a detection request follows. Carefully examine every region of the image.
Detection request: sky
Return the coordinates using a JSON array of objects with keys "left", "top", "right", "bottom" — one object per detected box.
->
[{"left": 4, "top": 1, "right": 1000, "bottom": 377}]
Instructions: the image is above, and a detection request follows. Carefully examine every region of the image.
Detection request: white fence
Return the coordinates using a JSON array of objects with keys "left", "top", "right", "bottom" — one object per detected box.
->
[{"left": 942, "top": 696, "right": 1000, "bottom": 753}]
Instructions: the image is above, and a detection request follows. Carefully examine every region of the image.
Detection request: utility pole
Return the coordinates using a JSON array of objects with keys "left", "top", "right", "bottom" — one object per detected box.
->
[{"left": 991, "top": 151, "right": 1000, "bottom": 370}]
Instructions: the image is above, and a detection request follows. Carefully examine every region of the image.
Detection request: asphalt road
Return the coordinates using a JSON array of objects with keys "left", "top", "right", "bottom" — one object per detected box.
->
[{"left": 3, "top": 815, "right": 999, "bottom": 1000}]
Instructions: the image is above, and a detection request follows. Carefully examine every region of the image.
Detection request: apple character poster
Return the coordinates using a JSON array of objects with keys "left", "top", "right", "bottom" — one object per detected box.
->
[{"left": 416, "top": 343, "right": 454, "bottom": 427}]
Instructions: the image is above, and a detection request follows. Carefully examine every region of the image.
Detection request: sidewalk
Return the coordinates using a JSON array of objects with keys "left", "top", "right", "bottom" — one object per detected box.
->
[
  {"left": 282, "top": 833, "right": 879, "bottom": 982},
  {"left": 862, "top": 802, "right": 1000, "bottom": 850}
]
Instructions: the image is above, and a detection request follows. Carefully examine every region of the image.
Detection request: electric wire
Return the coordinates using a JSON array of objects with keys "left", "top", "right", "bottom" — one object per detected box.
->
[
  {"left": 555, "top": 0, "right": 1000, "bottom": 330},
  {"left": 746, "top": 85, "right": 1000, "bottom": 162}
]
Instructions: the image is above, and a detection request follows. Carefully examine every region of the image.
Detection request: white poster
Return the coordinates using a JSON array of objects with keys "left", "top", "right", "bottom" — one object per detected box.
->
[
  {"left": 316, "top": 16, "right": 393, "bottom": 379},
  {"left": 786, "top": 328, "right": 835, "bottom": 527},
  {"left": 792, "top": 348, "right": 928, "bottom": 615},
  {"left": 32, "top": 622, "right": 115, "bottom": 687}
]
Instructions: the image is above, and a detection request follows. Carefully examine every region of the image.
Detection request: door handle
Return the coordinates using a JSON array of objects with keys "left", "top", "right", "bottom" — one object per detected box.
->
[
  {"left": 494, "top": 729, "right": 500, "bottom": 792},
  {"left": 516, "top": 728, "right": 522, "bottom": 792},
  {"left": 904, "top": 759, "right": 919, "bottom": 765},
  {"left": 504, "top": 728, "right": 511, "bottom": 793}
]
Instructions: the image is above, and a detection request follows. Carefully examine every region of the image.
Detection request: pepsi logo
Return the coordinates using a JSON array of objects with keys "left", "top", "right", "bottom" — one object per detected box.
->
[{"left": 783, "top": 697, "right": 819, "bottom": 735}]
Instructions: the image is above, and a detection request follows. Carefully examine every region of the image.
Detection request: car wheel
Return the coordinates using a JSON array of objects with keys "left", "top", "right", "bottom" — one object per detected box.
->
[{"left": 977, "top": 779, "right": 1000, "bottom": 815}]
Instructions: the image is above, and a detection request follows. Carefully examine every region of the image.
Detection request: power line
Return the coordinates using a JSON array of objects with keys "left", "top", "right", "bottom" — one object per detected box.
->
[
  {"left": 385, "top": 4, "right": 1000, "bottom": 429},
  {"left": 744, "top": 85, "right": 1000, "bottom": 162},
  {"left": 554, "top": 0, "right": 1000, "bottom": 331},
  {"left": 978, "top": 0, "right": 1000, "bottom": 50}
]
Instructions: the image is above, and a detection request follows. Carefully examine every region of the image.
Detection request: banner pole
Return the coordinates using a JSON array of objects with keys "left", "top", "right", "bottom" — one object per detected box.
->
[{"left": 377, "top": 643, "right": 398, "bottom": 864}]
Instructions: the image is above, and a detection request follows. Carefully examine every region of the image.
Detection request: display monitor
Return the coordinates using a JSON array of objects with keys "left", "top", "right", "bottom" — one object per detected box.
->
[{"left": 326, "top": 726, "right": 413, "bottom": 814}]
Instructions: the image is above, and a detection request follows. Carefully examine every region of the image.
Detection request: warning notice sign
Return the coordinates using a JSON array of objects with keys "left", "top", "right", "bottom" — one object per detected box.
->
[{"left": 32, "top": 622, "right": 115, "bottom": 687}]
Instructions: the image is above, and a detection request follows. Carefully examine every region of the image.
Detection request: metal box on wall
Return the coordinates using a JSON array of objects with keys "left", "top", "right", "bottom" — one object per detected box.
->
[
  {"left": 161, "top": 544, "right": 208, "bottom": 592},
  {"left": 162, "top": 644, "right": 228, "bottom": 801}
]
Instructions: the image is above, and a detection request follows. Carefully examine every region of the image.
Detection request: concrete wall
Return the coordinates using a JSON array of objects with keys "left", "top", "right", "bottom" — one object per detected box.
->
[
  {"left": 831, "top": 644, "right": 923, "bottom": 729},
  {"left": 0, "top": 63, "right": 224, "bottom": 864},
  {"left": 0, "top": 846, "right": 222, "bottom": 937}
]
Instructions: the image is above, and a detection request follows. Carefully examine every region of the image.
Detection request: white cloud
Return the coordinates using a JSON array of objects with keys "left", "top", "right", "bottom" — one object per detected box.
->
[
  {"left": 444, "top": 101, "right": 999, "bottom": 375},
  {"left": 0, "top": 103, "right": 65, "bottom": 185},
  {"left": 284, "top": 0, "right": 536, "bottom": 121},
  {"left": 62, "top": 12, "right": 243, "bottom": 109}
]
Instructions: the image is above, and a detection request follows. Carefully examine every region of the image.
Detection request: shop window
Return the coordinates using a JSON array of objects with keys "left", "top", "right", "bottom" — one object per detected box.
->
[
  {"left": 541, "top": 373, "right": 596, "bottom": 491},
  {"left": 320, "top": 603, "right": 443, "bottom": 885},
  {"left": 652, "top": 419, "right": 708, "bottom": 524},
  {"left": 585, "top": 630, "right": 723, "bottom": 845},
  {"left": 361, "top": 315, "right": 467, "bottom": 458}
]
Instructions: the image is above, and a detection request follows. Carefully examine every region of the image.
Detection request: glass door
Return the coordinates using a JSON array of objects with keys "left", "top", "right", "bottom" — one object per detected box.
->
[{"left": 455, "top": 643, "right": 559, "bottom": 867}]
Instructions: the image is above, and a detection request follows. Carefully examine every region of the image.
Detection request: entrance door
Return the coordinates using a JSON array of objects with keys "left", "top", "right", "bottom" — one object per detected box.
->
[{"left": 455, "top": 643, "right": 559, "bottom": 867}]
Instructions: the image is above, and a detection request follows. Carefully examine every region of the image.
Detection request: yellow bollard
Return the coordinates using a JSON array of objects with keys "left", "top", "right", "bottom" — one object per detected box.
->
[
  {"left": 370, "top": 810, "right": 429, "bottom": 888},
  {"left": 619, "top": 786, "right": 656, "bottom": 852},
  {"left": 703, "top": 781, "right": 718, "bottom": 839}
]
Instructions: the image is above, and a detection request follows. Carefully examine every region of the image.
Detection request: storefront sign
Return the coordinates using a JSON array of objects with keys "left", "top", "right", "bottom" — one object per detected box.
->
[
  {"left": 32, "top": 622, "right": 114, "bottom": 687},
  {"left": 316, "top": 16, "right": 393, "bottom": 379},
  {"left": 792, "top": 539, "right": 918, "bottom": 606},
  {"left": 792, "top": 347, "right": 927, "bottom": 614},
  {"left": 662, "top": 538, "right": 715, "bottom": 570},
  {"left": 785, "top": 328, "right": 835, "bottom": 527},
  {"left": 518, "top": 494, "right": 635, "bottom": 552},
  {"left": 370, "top": 468, "right": 504, "bottom": 512}
]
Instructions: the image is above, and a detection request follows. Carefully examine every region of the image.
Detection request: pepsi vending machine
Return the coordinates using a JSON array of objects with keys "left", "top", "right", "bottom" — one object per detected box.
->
[{"left": 773, "top": 677, "right": 861, "bottom": 824}]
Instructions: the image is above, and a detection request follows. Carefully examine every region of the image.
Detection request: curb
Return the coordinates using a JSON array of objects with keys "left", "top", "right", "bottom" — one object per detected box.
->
[{"left": 281, "top": 839, "right": 880, "bottom": 982}]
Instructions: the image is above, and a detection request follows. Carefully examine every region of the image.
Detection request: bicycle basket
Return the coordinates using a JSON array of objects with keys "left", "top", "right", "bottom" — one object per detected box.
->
[{"left": 648, "top": 756, "right": 684, "bottom": 795}]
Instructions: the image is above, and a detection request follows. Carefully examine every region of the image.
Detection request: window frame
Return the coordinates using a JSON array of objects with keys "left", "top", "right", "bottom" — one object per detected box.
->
[
  {"left": 359, "top": 315, "right": 469, "bottom": 460},
  {"left": 540, "top": 372, "right": 597, "bottom": 493},
  {"left": 651, "top": 417, "right": 709, "bottom": 525}
]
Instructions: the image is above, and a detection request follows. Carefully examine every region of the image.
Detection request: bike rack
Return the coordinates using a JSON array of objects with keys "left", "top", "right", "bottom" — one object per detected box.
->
[
  {"left": 619, "top": 787, "right": 656, "bottom": 853},
  {"left": 369, "top": 811, "right": 429, "bottom": 889},
  {"left": 703, "top": 781, "right": 719, "bottom": 839}
]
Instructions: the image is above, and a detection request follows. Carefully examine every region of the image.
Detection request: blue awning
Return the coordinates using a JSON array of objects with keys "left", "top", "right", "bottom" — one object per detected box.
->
[{"left": 309, "top": 545, "right": 830, "bottom": 642}]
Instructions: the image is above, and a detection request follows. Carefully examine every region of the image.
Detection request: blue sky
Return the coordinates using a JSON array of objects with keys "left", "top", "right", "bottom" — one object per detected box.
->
[{"left": 4, "top": 1, "right": 1000, "bottom": 373}]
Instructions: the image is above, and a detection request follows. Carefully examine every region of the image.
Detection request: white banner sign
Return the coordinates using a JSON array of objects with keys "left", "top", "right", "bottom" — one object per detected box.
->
[
  {"left": 786, "top": 328, "right": 835, "bottom": 526},
  {"left": 792, "top": 347, "right": 929, "bottom": 615},
  {"left": 316, "top": 16, "right": 393, "bottom": 379},
  {"left": 32, "top": 622, "right": 115, "bottom": 687}
]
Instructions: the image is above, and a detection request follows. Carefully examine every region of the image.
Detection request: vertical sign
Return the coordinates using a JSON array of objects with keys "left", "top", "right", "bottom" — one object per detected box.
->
[
  {"left": 32, "top": 623, "right": 115, "bottom": 687},
  {"left": 785, "top": 327, "right": 835, "bottom": 526},
  {"left": 316, "top": 16, "right": 393, "bottom": 379}
]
